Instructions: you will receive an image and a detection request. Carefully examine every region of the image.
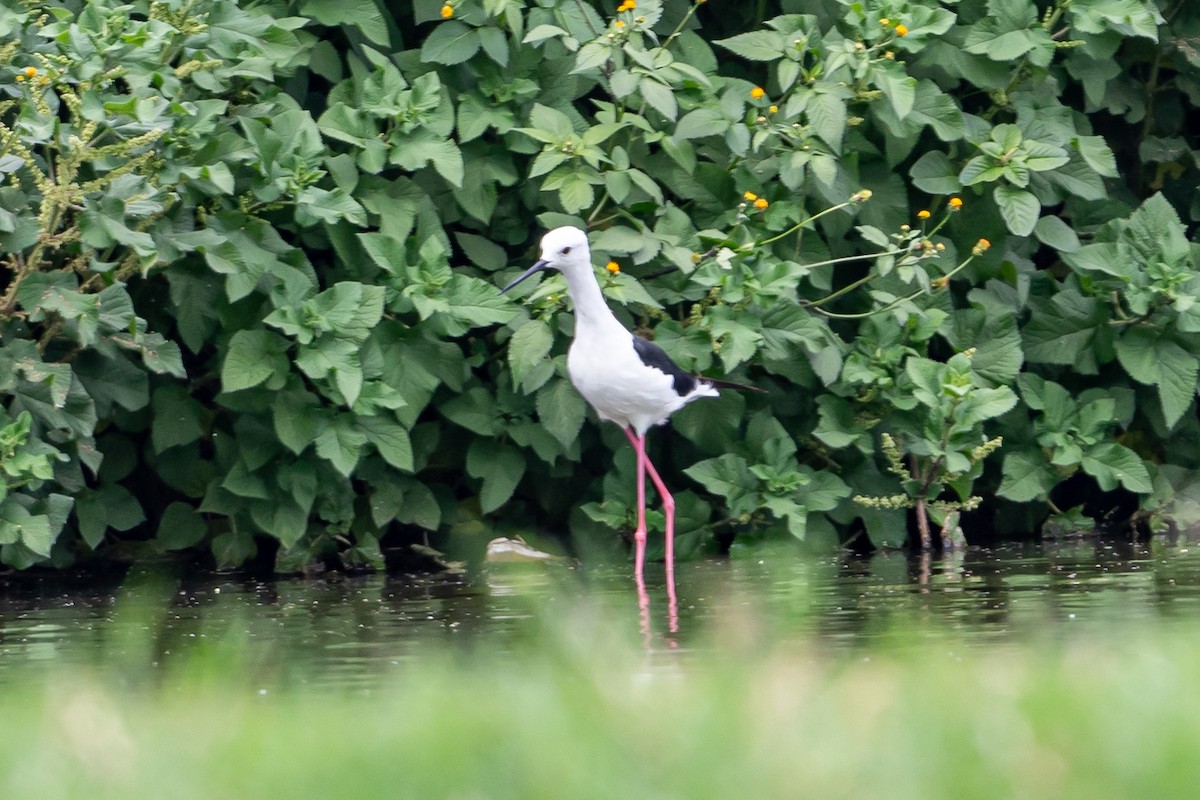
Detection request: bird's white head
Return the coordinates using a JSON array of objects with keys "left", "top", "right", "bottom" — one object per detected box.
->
[{"left": 501, "top": 226, "right": 592, "bottom": 293}]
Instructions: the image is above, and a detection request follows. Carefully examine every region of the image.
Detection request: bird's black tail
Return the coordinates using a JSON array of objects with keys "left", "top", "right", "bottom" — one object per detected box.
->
[{"left": 703, "top": 377, "right": 768, "bottom": 394}]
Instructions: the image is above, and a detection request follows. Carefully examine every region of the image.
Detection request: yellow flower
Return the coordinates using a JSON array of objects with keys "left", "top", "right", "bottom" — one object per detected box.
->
[
  {"left": 743, "top": 191, "right": 758, "bottom": 201},
  {"left": 606, "top": 261, "right": 620, "bottom": 273},
  {"left": 917, "top": 209, "right": 930, "bottom": 219},
  {"left": 768, "top": 104, "right": 778, "bottom": 114},
  {"left": 23, "top": 66, "right": 37, "bottom": 78},
  {"left": 880, "top": 18, "right": 890, "bottom": 26},
  {"left": 617, "top": 0, "right": 636, "bottom": 11},
  {"left": 15, "top": 75, "right": 24, "bottom": 83},
  {"left": 754, "top": 198, "right": 769, "bottom": 210},
  {"left": 884, "top": 51, "right": 895, "bottom": 60},
  {"left": 895, "top": 24, "right": 909, "bottom": 36},
  {"left": 750, "top": 86, "right": 766, "bottom": 99},
  {"left": 932, "top": 276, "right": 949, "bottom": 289},
  {"left": 972, "top": 238, "right": 991, "bottom": 255},
  {"left": 852, "top": 189, "right": 873, "bottom": 202},
  {"left": 949, "top": 196, "right": 963, "bottom": 209},
  {"left": 440, "top": 4, "right": 453, "bottom": 19},
  {"left": 615, "top": 20, "right": 625, "bottom": 27}
]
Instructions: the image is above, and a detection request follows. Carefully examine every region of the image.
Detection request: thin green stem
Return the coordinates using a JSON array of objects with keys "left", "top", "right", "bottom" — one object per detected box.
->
[
  {"left": 811, "top": 253, "right": 978, "bottom": 320},
  {"left": 805, "top": 273, "right": 875, "bottom": 309},
  {"left": 661, "top": 2, "right": 701, "bottom": 51},
  {"left": 798, "top": 249, "right": 906, "bottom": 271},
  {"left": 743, "top": 200, "right": 854, "bottom": 251},
  {"left": 587, "top": 188, "right": 611, "bottom": 225}
]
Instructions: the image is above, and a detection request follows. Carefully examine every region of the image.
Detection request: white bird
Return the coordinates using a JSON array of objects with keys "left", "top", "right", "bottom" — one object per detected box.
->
[{"left": 502, "top": 226, "right": 736, "bottom": 592}]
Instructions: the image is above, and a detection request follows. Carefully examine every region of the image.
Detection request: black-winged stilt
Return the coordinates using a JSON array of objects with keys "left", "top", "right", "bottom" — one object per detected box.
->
[{"left": 502, "top": 226, "right": 732, "bottom": 602}]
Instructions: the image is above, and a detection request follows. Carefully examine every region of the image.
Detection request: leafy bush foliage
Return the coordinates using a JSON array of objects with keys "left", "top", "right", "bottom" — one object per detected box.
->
[{"left": 1, "top": 0, "right": 1197, "bottom": 571}]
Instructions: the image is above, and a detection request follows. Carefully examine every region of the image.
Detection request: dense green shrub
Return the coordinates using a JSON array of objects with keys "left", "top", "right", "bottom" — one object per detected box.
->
[{"left": 1, "top": 0, "right": 1197, "bottom": 571}]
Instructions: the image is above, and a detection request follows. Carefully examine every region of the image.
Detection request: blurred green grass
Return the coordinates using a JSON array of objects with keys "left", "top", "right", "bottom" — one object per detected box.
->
[{"left": 2, "top": 586, "right": 1199, "bottom": 800}]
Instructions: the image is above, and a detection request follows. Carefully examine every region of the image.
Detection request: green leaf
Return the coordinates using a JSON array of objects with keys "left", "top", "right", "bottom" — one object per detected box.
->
[
  {"left": 441, "top": 387, "right": 502, "bottom": 436},
  {"left": 395, "top": 478, "right": 440, "bottom": 530},
  {"left": 151, "top": 385, "right": 205, "bottom": 453},
  {"left": 1076, "top": 135, "right": 1119, "bottom": 177},
  {"left": 156, "top": 502, "right": 208, "bottom": 550},
  {"left": 875, "top": 69, "right": 916, "bottom": 120},
  {"left": 1034, "top": 216, "right": 1081, "bottom": 253},
  {"left": 1023, "top": 290, "right": 1107, "bottom": 371},
  {"left": 455, "top": 232, "right": 508, "bottom": 271},
  {"left": 1061, "top": 242, "right": 1131, "bottom": 278},
  {"left": 250, "top": 499, "right": 309, "bottom": 548},
  {"left": 959, "top": 156, "right": 1005, "bottom": 186},
  {"left": 300, "top": 0, "right": 389, "bottom": 46},
  {"left": 998, "top": 450, "right": 1059, "bottom": 502},
  {"left": 1115, "top": 328, "right": 1198, "bottom": 428},
  {"left": 963, "top": 7, "right": 1051, "bottom": 62},
  {"left": 684, "top": 453, "right": 754, "bottom": 503},
  {"left": 557, "top": 173, "right": 595, "bottom": 213},
  {"left": 297, "top": 186, "right": 367, "bottom": 226},
  {"left": 674, "top": 108, "right": 727, "bottom": 141},
  {"left": 1081, "top": 443, "right": 1153, "bottom": 494},
  {"left": 509, "top": 320, "right": 555, "bottom": 390},
  {"left": 807, "top": 93, "right": 846, "bottom": 153},
  {"left": 994, "top": 184, "right": 1040, "bottom": 236},
  {"left": 536, "top": 377, "right": 586, "bottom": 449},
  {"left": 74, "top": 352, "right": 149, "bottom": 414},
  {"left": 957, "top": 386, "right": 1018, "bottom": 424},
  {"left": 467, "top": 439, "right": 526, "bottom": 514},
  {"left": 212, "top": 529, "right": 257, "bottom": 570},
  {"left": 222, "top": 329, "right": 289, "bottom": 393},
  {"left": 358, "top": 415, "right": 414, "bottom": 472},
  {"left": 74, "top": 485, "right": 144, "bottom": 549},
  {"left": 909, "top": 151, "right": 963, "bottom": 194},
  {"left": 296, "top": 337, "right": 363, "bottom": 405},
  {"left": 315, "top": 415, "right": 368, "bottom": 477},
  {"left": 390, "top": 132, "right": 464, "bottom": 188},
  {"left": 273, "top": 385, "right": 324, "bottom": 454},
  {"left": 715, "top": 30, "right": 785, "bottom": 61},
  {"left": 420, "top": 20, "right": 480, "bottom": 65},
  {"left": 639, "top": 78, "right": 678, "bottom": 121},
  {"left": 0, "top": 501, "right": 53, "bottom": 558}
]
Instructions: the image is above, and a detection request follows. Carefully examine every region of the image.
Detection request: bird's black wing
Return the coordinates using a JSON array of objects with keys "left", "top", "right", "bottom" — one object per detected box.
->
[{"left": 632, "top": 336, "right": 697, "bottom": 397}]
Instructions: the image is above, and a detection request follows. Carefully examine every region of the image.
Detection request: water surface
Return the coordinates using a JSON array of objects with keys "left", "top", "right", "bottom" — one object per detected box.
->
[{"left": 2, "top": 539, "right": 1198, "bottom": 689}]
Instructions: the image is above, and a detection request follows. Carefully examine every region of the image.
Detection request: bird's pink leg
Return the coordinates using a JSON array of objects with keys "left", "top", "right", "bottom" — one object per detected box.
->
[
  {"left": 623, "top": 429, "right": 679, "bottom": 630},
  {"left": 624, "top": 427, "right": 648, "bottom": 584}
]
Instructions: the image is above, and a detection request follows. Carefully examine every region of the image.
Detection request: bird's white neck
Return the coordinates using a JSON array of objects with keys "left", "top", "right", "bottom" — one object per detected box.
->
[{"left": 562, "top": 264, "right": 622, "bottom": 334}]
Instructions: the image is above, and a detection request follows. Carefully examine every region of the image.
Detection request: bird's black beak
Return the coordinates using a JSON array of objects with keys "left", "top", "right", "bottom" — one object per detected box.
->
[{"left": 501, "top": 260, "right": 550, "bottom": 294}]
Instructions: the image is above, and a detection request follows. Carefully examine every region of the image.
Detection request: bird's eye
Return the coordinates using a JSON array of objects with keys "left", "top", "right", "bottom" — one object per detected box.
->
[{"left": 561, "top": 247, "right": 571, "bottom": 255}]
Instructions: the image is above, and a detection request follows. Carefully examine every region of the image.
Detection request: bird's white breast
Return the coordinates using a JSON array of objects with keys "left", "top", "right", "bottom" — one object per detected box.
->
[{"left": 567, "top": 327, "right": 700, "bottom": 435}]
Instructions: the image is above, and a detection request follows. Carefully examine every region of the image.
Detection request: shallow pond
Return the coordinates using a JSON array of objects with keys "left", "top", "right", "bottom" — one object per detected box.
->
[{"left": 2, "top": 538, "right": 1200, "bottom": 690}]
